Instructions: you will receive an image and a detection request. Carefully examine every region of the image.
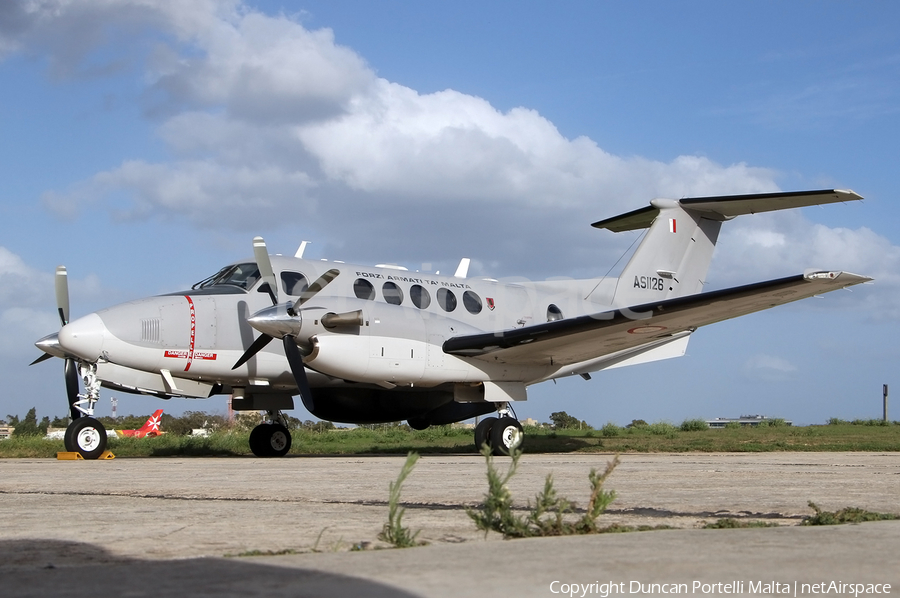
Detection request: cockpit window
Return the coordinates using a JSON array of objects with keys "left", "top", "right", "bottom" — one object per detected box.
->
[
  {"left": 192, "top": 263, "right": 261, "bottom": 291},
  {"left": 281, "top": 271, "right": 309, "bottom": 296}
]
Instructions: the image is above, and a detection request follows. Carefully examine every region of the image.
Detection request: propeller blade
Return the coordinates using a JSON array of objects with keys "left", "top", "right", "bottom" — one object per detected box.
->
[
  {"left": 30, "top": 353, "right": 54, "bottom": 366},
  {"left": 253, "top": 237, "right": 279, "bottom": 305},
  {"left": 283, "top": 336, "right": 314, "bottom": 412},
  {"left": 290, "top": 268, "right": 340, "bottom": 314},
  {"left": 55, "top": 266, "right": 70, "bottom": 326},
  {"left": 64, "top": 358, "right": 79, "bottom": 420},
  {"left": 232, "top": 333, "right": 274, "bottom": 370}
]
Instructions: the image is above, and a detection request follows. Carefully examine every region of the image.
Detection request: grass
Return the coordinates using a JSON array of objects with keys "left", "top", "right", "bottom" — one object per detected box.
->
[{"left": 1, "top": 422, "right": 899, "bottom": 458}]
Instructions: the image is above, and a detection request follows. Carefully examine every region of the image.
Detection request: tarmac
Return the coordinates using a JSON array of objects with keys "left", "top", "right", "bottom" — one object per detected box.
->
[{"left": 1, "top": 452, "right": 898, "bottom": 597}]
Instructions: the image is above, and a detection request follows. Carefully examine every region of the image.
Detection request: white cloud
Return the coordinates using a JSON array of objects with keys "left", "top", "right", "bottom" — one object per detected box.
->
[
  {"left": 743, "top": 354, "right": 798, "bottom": 382},
  {"left": 710, "top": 211, "right": 900, "bottom": 318},
  {"left": 6, "top": 0, "right": 900, "bottom": 315}
]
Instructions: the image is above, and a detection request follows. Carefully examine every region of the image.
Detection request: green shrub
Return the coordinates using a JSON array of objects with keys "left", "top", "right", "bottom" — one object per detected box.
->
[
  {"left": 802, "top": 501, "right": 899, "bottom": 525},
  {"left": 724, "top": 421, "right": 741, "bottom": 429},
  {"left": 680, "top": 418, "right": 708, "bottom": 432},
  {"left": 647, "top": 422, "right": 677, "bottom": 436},
  {"left": 601, "top": 422, "right": 622, "bottom": 437}
]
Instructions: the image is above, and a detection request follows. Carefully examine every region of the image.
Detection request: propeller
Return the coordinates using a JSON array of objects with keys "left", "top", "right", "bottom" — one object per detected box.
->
[
  {"left": 231, "top": 237, "right": 341, "bottom": 410},
  {"left": 31, "top": 266, "right": 82, "bottom": 420}
]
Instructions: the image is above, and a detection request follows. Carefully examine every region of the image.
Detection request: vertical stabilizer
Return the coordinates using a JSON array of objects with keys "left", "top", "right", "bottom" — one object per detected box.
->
[
  {"left": 610, "top": 200, "right": 722, "bottom": 306},
  {"left": 137, "top": 409, "right": 164, "bottom": 437}
]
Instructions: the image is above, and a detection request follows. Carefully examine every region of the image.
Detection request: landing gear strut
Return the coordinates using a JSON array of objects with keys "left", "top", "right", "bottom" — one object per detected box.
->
[
  {"left": 473, "top": 403, "right": 524, "bottom": 456},
  {"left": 249, "top": 411, "right": 292, "bottom": 457},
  {"left": 64, "top": 362, "right": 108, "bottom": 459}
]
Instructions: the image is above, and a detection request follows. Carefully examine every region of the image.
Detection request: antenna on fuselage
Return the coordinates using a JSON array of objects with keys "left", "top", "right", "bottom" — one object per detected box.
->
[
  {"left": 295, "top": 241, "right": 310, "bottom": 258},
  {"left": 454, "top": 258, "right": 471, "bottom": 278}
]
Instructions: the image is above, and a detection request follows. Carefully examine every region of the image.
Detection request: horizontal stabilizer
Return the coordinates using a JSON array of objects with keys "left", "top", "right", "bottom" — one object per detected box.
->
[{"left": 592, "top": 189, "right": 862, "bottom": 232}]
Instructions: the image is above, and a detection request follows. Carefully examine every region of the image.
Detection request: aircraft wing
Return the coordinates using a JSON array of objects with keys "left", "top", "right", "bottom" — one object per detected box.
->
[{"left": 443, "top": 271, "right": 870, "bottom": 366}]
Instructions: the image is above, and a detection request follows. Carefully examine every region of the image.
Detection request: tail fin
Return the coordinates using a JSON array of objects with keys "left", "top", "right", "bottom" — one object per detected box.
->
[
  {"left": 137, "top": 409, "right": 164, "bottom": 437},
  {"left": 592, "top": 189, "right": 862, "bottom": 306}
]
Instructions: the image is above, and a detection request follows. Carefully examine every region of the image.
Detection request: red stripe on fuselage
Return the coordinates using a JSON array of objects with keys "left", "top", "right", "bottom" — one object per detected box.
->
[{"left": 184, "top": 296, "right": 196, "bottom": 372}]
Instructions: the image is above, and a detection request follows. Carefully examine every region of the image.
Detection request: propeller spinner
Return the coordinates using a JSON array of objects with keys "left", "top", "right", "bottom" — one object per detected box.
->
[{"left": 232, "top": 237, "right": 341, "bottom": 410}]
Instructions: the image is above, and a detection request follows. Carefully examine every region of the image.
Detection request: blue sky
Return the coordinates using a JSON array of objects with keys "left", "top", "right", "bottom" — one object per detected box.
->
[{"left": 1, "top": 1, "right": 898, "bottom": 426}]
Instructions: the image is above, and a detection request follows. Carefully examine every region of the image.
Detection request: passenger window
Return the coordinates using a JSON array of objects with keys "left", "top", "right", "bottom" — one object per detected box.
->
[
  {"left": 353, "top": 278, "right": 376, "bottom": 301},
  {"left": 463, "top": 291, "right": 482, "bottom": 314},
  {"left": 410, "top": 284, "right": 431, "bottom": 309},
  {"left": 547, "top": 304, "right": 564, "bottom": 322},
  {"left": 281, "top": 272, "right": 309, "bottom": 296},
  {"left": 383, "top": 282, "right": 403, "bottom": 305},
  {"left": 437, "top": 288, "right": 457, "bottom": 312}
]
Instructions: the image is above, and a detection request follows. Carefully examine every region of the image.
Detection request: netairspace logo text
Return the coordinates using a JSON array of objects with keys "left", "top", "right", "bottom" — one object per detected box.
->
[{"left": 548, "top": 580, "right": 892, "bottom": 597}]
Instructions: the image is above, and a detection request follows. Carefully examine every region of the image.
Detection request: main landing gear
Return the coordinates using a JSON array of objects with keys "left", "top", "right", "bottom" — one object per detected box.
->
[
  {"left": 473, "top": 403, "right": 524, "bottom": 456},
  {"left": 249, "top": 411, "right": 292, "bottom": 457}
]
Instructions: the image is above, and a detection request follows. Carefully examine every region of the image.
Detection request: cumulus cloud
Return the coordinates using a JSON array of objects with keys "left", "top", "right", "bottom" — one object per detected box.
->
[
  {"left": 5, "top": 0, "right": 899, "bottom": 309},
  {"left": 710, "top": 211, "right": 898, "bottom": 318},
  {"left": 0, "top": 246, "right": 108, "bottom": 358},
  {"left": 743, "top": 354, "right": 798, "bottom": 382},
  {"left": 0, "top": 247, "right": 55, "bottom": 358}
]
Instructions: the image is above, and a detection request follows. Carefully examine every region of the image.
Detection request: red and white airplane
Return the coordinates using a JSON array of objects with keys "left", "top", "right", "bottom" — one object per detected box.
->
[{"left": 114, "top": 409, "right": 164, "bottom": 438}]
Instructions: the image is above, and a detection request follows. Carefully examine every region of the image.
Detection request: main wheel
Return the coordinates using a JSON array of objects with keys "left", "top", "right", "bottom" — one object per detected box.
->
[
  {"left": 490, "top": 417, "right": 524, "bottom": 456},
  {"left": 407, "top": 417, "right": 429, "bottom": 431},
  {"left": 266, "top": 424, "right": 292, "bottom": 457},
  {"left": 473, "top": 417, "right": 496, "bottom": 453},
  {"left": 249, "top": 423, "right": 272, "bottom": 457},
  {"left": 66, "top": 417, "right": 108, "bottom": 460}
]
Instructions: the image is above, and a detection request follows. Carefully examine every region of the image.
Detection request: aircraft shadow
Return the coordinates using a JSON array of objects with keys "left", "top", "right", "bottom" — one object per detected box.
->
[{"left": 1, "top": 538, "right": 421, "bottom": 598}]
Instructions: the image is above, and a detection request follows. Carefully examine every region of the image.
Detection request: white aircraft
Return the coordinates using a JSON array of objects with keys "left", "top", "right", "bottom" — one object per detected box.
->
[{"left": 33, "top": 189, "right": 870, "bottom": 459}]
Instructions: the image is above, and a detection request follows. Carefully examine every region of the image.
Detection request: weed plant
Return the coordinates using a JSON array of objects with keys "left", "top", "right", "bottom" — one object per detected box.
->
[
  {"left": 378, "top": 452, "right": 425, "bottom": 548},
  {"left": 802, "top": 502, "right": 899, "bottom": 525},
  {"left": 467, "top": 446, "right": 620, "bottom": 538}
]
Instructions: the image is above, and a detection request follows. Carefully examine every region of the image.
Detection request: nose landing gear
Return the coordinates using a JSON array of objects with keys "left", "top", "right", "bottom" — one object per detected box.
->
[{"left": 63, "top": 362, "right": 109, "bottom": 459}]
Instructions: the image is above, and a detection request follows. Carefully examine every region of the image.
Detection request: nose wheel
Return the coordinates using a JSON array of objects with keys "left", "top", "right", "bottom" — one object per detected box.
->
[{"left": 64, "top": 416, "right": 108, "bottom": 460}]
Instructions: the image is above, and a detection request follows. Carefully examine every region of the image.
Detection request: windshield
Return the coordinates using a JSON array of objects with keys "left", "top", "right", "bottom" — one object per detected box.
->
[{"left": 192, "top": 263, "right": 261, "bottom": 291}]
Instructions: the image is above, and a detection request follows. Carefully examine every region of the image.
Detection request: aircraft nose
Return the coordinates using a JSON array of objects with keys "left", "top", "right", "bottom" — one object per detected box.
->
[{"left": 58, "top": 313, "right": 108, "bottom": 361}]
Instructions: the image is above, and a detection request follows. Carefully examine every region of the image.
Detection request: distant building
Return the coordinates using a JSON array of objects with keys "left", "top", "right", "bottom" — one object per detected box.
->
[
  {"left": 0, "top": 426, "right": 13, "bottom": 439},
  {"left": 520, "top": 418, "right": 540, "bottom": 428},
  {"left": 706, "top": 415, "right": 792, "bottom": 428}
]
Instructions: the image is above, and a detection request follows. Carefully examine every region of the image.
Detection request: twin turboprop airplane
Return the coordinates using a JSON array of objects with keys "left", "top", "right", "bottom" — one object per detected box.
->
[{"left": 33, "top": 189, "right": 870, "bottom": 459}]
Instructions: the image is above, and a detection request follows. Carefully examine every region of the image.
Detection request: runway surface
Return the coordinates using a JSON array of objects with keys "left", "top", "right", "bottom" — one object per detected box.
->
[{"left": 2, "top": 452, "right": 898, "bottom": 596}]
